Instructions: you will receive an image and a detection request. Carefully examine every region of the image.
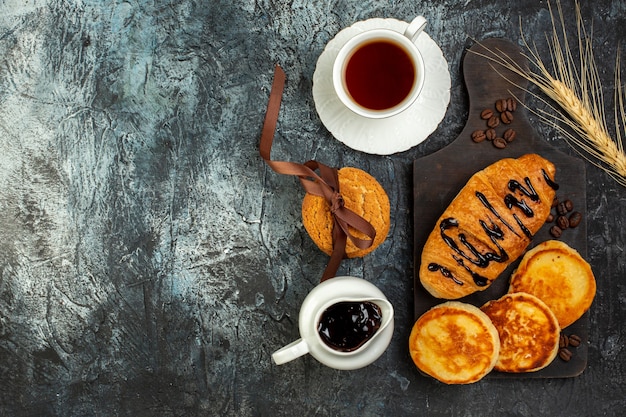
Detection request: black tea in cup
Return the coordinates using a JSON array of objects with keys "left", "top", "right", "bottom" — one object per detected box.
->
[{"left": 344, "top": 39, "right": 417, "bottom": 111}]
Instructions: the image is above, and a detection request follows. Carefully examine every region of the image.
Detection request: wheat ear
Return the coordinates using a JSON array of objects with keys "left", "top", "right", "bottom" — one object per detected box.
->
[{"left": 471, "top": 0, "right": 626, "bottom": 187}]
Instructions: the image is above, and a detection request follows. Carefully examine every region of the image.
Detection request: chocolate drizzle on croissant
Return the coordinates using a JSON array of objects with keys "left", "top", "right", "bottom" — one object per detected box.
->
[{"left": 420, "top": 154, "right": 558, "bottom": 300}]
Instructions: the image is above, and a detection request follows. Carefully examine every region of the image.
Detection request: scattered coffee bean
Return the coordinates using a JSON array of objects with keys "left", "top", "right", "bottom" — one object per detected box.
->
[
  {"left": 471, "top": 129, "right": 486, "bottom": 143},
  {"left": 559, "top": 348, "right": 573, "bottom": 362},
  {"left": 487, "top": 115, "right": 500, "bottom": 128},
  {"left": 472, "top": 98, "right": 519, "bottom": 147},
  {"left": 550, "top": 225, "right": 563, "bottom": 238},
  {"left": 506, "top": 97, "right": 517, "bottom": 112},
  {"left": 569, "top": 334, "right": 582, "bottom": 347},
  {"left": 503, "top": 128, "right": 516, "bottom": 142},
  {"left": 493, "top": 137, "right": 507, "bottom": 149},
  {"left": 547, "top": 197, "right": 585, "bottom": 238},
  {"left": 569, "top": 211, "right": 582, "bottom": 228},
  {"left": 495, "top": 99, "right": 506, "bottom": 113},
  {"left": 500, "top": 110, "right": 513, "bottom": 124},
  {"left": 559, "top": 333, "right": 583, "bottom": 363}
]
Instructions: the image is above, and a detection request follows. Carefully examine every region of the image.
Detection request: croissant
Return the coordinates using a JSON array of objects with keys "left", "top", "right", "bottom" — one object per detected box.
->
[{"left": 419, "top": 154, "right": 558, "bottom": 299}]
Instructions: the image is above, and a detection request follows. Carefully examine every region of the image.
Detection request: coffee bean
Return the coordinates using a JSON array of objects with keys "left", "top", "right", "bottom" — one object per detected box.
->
[
  {"left": 557, "top": 201, "right": 569, "bottom": 215},
  {"left": 485, "top": 128, "right": 496, "bottom": 141},
  {"left": 564, "top": 199, "right": 574, "bottom": 212},
  {"left": 506, "top": 97, "right": 517, "bottom": 112},
  {"left": 557, "top": 215, "right": 569, "bottom": 229},
  {"left": 500, "top": 110, "right": 513, "bottom": 124},
  {"left": 552, "top": 197, "right": 559, "bottom": 208},
  {"left": 495, "top": 99, "right": 506, "bottom": 113},
  {"left": 569, "top": 334, "right": 582, "bottom": 347},
  {"left": 569, "top": 211, "right": 582, "bottom": 228},
  {"left": 481, "top": 109, "right": 494, "bottom": 120},
  {"left": 487, "top": 115, "right": 500, "bottom": 128},
  {"left": 550, "top": 225, "right": 563, "bottom": 238},
  {"left": 493, "top": 137, "right": 507, "bottom": 149},
  {"left": 546, "top": 213, "right": 555, "bottom": 223},
  {"left": 559, "top": 333, "right": 569, "bottom": 348},
  {"left": 471, "top": 130, "right": 486, "bottom": 143},
  {"left": 503, "top": 128, "right": 516, "bottom": 142},
  {"left": 559, "top": 348, "right": 573, "bottom": 362}
]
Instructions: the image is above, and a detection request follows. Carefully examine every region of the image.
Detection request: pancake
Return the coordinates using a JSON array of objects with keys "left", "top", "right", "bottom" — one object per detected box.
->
[
  {"left": 508, "top": 240, "right": 596, "bottom": 328},
  {"left": 409, "top": 301, "right": 500, "bottom": 384},
  {"left": 481, "top": 292, "right": 560, "bottom": 373}
]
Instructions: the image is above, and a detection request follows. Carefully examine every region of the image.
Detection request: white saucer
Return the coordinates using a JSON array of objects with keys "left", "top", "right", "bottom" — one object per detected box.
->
[{"left": 312, "top": 18, "right": 451, "bottom": 155}]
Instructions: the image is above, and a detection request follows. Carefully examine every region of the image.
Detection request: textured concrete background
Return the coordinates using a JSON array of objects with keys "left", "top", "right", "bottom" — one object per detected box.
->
[{"left": 0, "top": 0, "right": 624, "bottom": 416}]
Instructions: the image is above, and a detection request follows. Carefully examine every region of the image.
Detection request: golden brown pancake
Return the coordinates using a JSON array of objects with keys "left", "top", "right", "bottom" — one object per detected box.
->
[
  {"left": 409, "top": 301, "right": 500, "bottom": 384},
  {"left": 481, "top": 292, "right": 560, "bottom": 373},
  {"left": 509, "top": 240, "right": 596, "bottom": 329}
]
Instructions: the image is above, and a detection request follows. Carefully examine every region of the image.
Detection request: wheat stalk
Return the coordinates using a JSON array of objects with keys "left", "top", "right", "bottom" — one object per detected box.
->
[{"left": 472, "top": 0, "right": 626, "bottom": 187}]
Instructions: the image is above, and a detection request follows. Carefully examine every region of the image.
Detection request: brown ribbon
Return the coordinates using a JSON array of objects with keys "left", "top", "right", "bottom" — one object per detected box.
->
[{"left": 260, "top": 65, "right": 376, "bottom": 281}]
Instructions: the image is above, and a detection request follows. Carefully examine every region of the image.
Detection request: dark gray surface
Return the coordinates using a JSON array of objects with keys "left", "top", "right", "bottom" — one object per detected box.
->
[{"left": 0, "top": 1, "right": 624, "bottom": 416}]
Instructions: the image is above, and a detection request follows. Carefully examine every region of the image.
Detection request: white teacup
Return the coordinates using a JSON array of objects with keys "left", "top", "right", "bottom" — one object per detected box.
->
[
  {"left": 272, "top": 276, "right": 394, "bottom": 370},
  {"left": 332, "top": 16, "right": 427, "bottom": 119}
]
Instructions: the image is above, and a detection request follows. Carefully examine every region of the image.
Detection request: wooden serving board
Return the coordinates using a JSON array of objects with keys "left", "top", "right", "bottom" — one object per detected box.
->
[{"left": 413, "top": 38, "right": 588, "bottom": 378}]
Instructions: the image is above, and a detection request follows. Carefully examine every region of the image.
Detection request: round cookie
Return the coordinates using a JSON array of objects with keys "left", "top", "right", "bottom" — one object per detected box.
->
[{"left": 301, "top": 167, "right": 390, "bottom": 258}]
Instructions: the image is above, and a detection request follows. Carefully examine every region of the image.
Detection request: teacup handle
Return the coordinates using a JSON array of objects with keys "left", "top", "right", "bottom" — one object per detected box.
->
[
  {"left": 404, "top": 16, "right": 427, "bottom": 43},
  {"left": 272, "top": 338, "right": 310, "bottom": 365}
]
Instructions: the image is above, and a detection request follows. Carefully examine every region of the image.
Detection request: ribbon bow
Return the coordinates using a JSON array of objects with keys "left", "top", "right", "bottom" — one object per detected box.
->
[{"left": 259, "top": 65, "right": 376, "bottom": 281}]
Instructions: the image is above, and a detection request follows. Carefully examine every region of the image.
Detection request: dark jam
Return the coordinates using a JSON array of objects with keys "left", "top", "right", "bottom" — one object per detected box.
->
[{"left": 317, "top": 301, "right": 382, "bottom": 352}]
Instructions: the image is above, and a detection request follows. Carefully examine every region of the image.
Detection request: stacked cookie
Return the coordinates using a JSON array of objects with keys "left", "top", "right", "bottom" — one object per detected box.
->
[{"left": 302, "top": 167, "right": 390, "bottom": 258}]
